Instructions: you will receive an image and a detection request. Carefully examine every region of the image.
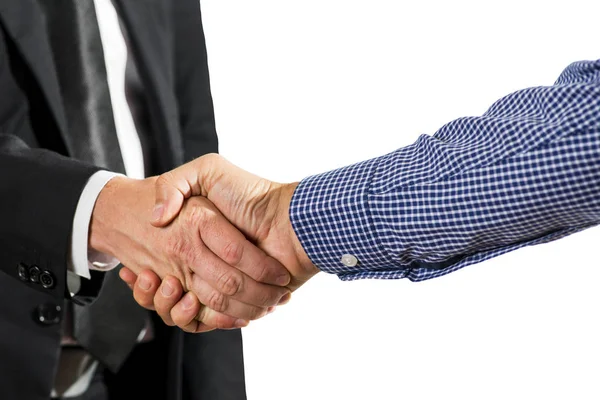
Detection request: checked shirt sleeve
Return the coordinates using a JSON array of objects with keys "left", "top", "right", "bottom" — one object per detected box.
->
[{"left": 289, "top": 59, "right": 600, "bottom": 282}]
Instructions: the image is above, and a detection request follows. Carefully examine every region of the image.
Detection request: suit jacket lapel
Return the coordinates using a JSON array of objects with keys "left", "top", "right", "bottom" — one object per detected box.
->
[
  {"left": 0, "top": 0, "right": 73, "bottom": 153},
  {"left": 113, "top": 0, "right": 184, "bottom": 170},
  {"left": 0, "top": 0, "right": 184, "bottom": 169}
]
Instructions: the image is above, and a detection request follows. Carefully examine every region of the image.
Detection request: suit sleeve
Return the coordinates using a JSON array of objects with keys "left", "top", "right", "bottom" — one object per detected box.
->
[
  {"left": 0, "top": 135, "right": 102, "bottom": 299},
  {"left": 290, "top": 59, "right": 600, "bottom": 282},
  {"left": 172, "top": 0, "right": 219, "bottom": 160}
]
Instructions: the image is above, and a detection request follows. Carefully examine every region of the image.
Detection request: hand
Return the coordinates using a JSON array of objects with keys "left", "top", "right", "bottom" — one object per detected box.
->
[
  {"left": 91, "top": 175, "right": 291, "bottom": 331},
  {"left": 120, "top": 154, "right": 320, "bottom": 331},
  {"left": 120, "top": 269, "right": 287, "bottom": 333},
  {"left": 151, "top": 153, "right": 320, "bottom": 291}
]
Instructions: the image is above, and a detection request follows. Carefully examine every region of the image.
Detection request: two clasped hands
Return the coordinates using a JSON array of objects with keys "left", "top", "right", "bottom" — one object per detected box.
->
[{"left": 89, "top": 153, "right": 318, "bottom": 333}]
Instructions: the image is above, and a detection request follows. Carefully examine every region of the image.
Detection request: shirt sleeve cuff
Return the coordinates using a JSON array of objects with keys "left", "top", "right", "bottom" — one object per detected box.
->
[
  {"left": 289, "top": 155, "right": 395, "bottom": 278},
  {"left": 68, "top": 171, "right": 124, "bottom": 280}
]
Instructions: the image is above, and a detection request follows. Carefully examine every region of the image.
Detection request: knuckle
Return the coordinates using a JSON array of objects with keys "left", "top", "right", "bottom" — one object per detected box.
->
[
  {"left": 164, "top": 234, "right": 185, "bottom": 260},
  {"left": 203, "top": 153, "right": 220, "bottom": 163},
  {"left": 217, "top": 272, "right": 243, "bottom": 297},
  {"left": 253, "top": 260, "right": 272, "bottom": 283},
  {"left": 199, "top": 153, "right": 221, "bottom": 171},
  {"left": 156, "top": 171, "right": 174, "bottom": 189},
  {"left": 181, "top": 269, "right": 195, "bottom": 293},
  {"left": 207, "top": 290, "right": 228, "bottom": 312},
  {"left": 253, "top": 255, "right": 289, "bottom": 286},
  {"left": 184, "top": 201, "right": 214, "bottom": 227},
  {"left": 222, "top": 241, "right": 244, "bottom": 266},
  {"left": 164, "top": 236, "right": 202, "bottom": 278},
  {"left": 181, "top": 245, "right": 199, "bottom": 271}
]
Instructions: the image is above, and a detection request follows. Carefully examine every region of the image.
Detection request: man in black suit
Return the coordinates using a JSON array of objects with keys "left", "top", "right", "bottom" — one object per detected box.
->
[{"left": 0, "top": 0, "right": 291, "bottom": 399}]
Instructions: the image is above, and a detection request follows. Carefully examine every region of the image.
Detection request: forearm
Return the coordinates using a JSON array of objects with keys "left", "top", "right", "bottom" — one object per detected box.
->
[
  {"left": 0, "top": 134, "right": 101, "bottom": 297},
  {"left": 290, "top": 59, "right": 600, "bottom": 281}
]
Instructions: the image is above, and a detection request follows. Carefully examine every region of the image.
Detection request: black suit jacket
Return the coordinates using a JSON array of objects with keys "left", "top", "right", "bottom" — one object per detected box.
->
[{"left": 0, "top": 0, "right": 246, "bottom": 399}]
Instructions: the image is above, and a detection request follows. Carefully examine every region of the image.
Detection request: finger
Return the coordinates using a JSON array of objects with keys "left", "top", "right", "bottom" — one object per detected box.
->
[
  {"left": 278, "top": 292, "right": 292, "bottom": 306},
  {"left": 197, "top": 304, "right": 249, "bottom": 331},
  {"left": 132, "top": 270, "right": 162, "bottom": 311},
  {"left": 169, "top": 292, "right": 204, "bottom": 332},
  {"left": 152, "top": 171, "right": 188, "bottom": 227},
  {"left": 166, "top": 292, "right": 240, "bottom": 333},
  {"left": 190, "top": 244, "right": 290, "bottom": 310},
  {"left": 119, "top": 266, "right": 138, "bottom": 289},
  {"left": 151, "top": 154, "right": 231, "bottom": 228},
  {"left": 199, "top": 208, "right": 290, "bottom": 287},
  {"left": 190, "top": 276, "right": 271, "bottom": 321},
  {"left": 154, "top": 276, "right": 185, "bottom": 326}
]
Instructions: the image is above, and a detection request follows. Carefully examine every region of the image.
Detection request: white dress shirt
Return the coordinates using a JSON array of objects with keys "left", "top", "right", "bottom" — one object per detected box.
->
[{"left": 68, "top": 0, "right": 143, "bottom": 284}]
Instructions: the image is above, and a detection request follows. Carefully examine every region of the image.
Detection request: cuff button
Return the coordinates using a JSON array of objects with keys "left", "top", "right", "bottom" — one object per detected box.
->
[
  {"left": 40, "top": 271, "right": 55, "bottom": 289},
  {"left": 35, "top": 303, "right": 62, "bottom": 326},
  {"left": 29, "top": 266, "right": 41, "bottom": 283},
  {"left": 17, "top": 263, "right": 29, "bottom": 282},
  {"left": 341, "top": 254, "right": 358, "bottom": 267}
]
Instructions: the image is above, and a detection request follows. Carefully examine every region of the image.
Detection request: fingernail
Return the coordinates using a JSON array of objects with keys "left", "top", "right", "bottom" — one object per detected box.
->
[
  {"left": 152, "top": 204, "right": 164, "bottom": 222},
  {"left": 161, "top": 282, "right": 174, "bottom": 297},
  {"left": 276, "top": 273, "right": 290, "bottom": 286},
  {"left": 182, "top": 293, "right": 195, "bottom": 310},
  {"left": 267, "top": 306, "right": 276, "bottom": 314},
  {"left": 234, "top": 319, "right": 248, "bottom": 328},
  {"left": 278, "top": 292, "right": 291, "bottom": 305},
  {"left": 139, "top": 276, "right": 151, "bottom": 290}
]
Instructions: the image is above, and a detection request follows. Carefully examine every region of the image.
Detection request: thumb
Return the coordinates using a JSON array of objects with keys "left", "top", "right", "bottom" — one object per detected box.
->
[
  {"left": 150, "top": 154, "right": 222, "bottom": 226},
  {"left": 151, "top": 171, "right": 189, "bottom": 227}
]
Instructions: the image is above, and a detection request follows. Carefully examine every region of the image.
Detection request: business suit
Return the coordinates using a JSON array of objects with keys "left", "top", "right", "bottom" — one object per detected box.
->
[{"left": 0, "top": 0, "right": 246, "bottom": 399}]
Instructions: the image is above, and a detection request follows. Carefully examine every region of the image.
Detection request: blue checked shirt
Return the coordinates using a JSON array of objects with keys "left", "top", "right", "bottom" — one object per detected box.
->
[{"left": 289, "top": 59, "right": 600, "bottom": 282}]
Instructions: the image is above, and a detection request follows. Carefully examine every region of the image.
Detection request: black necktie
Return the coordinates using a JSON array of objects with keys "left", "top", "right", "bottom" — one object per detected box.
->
[{"left": 38, "top": 0, "right": 147, "bottom": 372}]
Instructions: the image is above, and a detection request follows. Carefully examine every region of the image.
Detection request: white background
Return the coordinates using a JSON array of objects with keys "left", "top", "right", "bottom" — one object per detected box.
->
[{"left": 199, "top": 1, "right": 600, "bottom": 399}]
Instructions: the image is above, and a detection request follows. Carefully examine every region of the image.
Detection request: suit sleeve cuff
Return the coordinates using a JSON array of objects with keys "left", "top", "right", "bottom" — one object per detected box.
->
[{"left": 68, "top": 171, "right": 124, "bottom": 280}]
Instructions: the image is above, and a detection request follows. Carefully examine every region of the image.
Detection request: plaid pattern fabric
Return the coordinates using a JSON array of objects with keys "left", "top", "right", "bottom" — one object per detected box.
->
[{"left": 289, "top": 59, "right": 600, "bottom": 281}]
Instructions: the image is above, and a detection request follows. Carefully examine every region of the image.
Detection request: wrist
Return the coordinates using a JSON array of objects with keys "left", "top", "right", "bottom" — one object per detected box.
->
[
  {"left": 89, "top": 176, "right": 157, "bottom": 257},
  {"left": 277, "top": 182, "right": 319, "bottom": 279}
]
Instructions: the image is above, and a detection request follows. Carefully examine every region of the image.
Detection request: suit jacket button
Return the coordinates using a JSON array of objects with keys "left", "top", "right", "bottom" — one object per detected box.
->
[
  {"left": 17, "top": 263, "right": 29, "bottom": 281},
  {"left": 40, "top": 270, "right": 55, "bottom": 289},
  {"left": 35, "top": 303, "right": 62, "bottom": 326},
  {"left": 29, "top": 266, "right": 41, "bottom": 283}
]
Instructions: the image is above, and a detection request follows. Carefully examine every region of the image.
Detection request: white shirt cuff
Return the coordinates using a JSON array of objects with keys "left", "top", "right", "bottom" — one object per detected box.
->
[{"left": 68, "top": 170, "right": 124, "bottom": 280}]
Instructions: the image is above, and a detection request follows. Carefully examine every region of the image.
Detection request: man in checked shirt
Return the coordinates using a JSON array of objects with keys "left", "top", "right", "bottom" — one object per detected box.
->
[{"left": 120, "top": 58, "right": 600, "bottom": 332}]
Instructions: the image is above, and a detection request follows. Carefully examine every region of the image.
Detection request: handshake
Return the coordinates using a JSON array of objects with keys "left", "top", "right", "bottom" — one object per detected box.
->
[{"left": 90, "top": 154, "right": 320, "bottom": 333}]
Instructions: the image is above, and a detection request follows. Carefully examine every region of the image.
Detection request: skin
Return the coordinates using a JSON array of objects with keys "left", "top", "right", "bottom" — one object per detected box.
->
[
  {"left": 119, "top": 153, "right": 321, "bottom": 331},
  {"left": 91, "top": 171, "right": 292, "bottom": 331}
]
